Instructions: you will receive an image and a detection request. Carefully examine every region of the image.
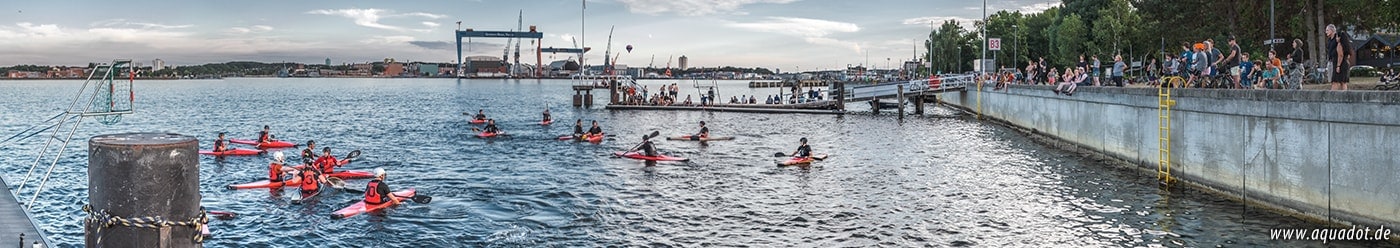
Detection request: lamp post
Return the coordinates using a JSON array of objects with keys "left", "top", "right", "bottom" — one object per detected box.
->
[{"left": 1013, "top": 24, "right": 1019, "bottom": 75}]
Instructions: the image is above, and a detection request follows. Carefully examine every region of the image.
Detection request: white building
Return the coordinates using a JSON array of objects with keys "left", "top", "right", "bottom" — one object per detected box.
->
[{"left": 152, "top": 59, "right": 165, "bottom": 71}]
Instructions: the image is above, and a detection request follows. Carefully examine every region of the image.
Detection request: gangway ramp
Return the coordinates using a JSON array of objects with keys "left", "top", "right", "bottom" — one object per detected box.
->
[{"left": 841, "top": 74, "right": 973, "bottom": 102}]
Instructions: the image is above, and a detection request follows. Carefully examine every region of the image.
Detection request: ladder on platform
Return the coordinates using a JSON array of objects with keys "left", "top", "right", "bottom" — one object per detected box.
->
[
  {"left": 1156, "top": 76, "right": 1181, "bottom": 185},
  {"left": 9, "top": 60, "right": 134, "bottom": 209}
]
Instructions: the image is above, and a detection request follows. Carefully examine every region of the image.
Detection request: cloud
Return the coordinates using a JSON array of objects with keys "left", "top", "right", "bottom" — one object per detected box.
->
[
  {"left": 616, "top": 0, "right": 799, "bottom": 16},
  {"left": 902, "top": 16, "right": 978, "bottom": 30},
  {"left": 1017, "top": 2, "right": 1057, "bottom": 13},
  {"left": 229, "top": 25, "right": 274, "bottom": 34},
  {"left": 306, "top": 8, "right": 446, "bottom": 32},
  {"left": 0, "top": 22, "right": 324, "bottom": 65},
  {"left": 422, "top": 22, "right": 440, "bottom": 28},
  {"left": 408, "top": 41, "right": 453, "bottom": 50},
  {"left": 727, "top": 17, "right": 861, "bottom": 53},
  {"left": 89, "top": 19, "right": 194, "bottom": 29}
]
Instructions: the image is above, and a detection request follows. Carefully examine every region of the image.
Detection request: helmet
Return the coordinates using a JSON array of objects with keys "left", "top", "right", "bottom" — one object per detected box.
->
[
  {"left": 699, "top": 121, "right": 706, "bottom": 126},
  {"left": 800, "top": 137, "right": 808, "bottom": 143},
  {"left": 373, "top": 168, "right": 386, "bottom": 178},
  {"left": 273, "top": 152, "right": 285, "bottom": 162},
  {"left": 263, "top": 125, "right": 270, "bottom": 129}
]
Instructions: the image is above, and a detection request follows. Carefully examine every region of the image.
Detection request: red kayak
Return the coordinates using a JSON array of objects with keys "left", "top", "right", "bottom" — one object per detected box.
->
[
  {"left": 469, "top": 119, "right": 487, "bottom": 124},
  {"left": 330, "top": 189, "right": 415, "bottom": 219},
  {"left": 613, "top": 151, "right": 689, "bottom": 162},
  {"left": 199, "top": 148, "right": 263, "bottom": 156},
  {"left": 583, "top": 133, "right": 604, "bottom": 143},
  {"left": 289, "top": 165, "right": 373, "bottom": 179},
  {"left": 226, "top": 177, "right": 302, "bottom": 190},
  {"left": 541, "top": 119, "right": 554, "bottom": 125},
  {"left": 477, "top": 131, "right": 505, "bottom": 138},
  {"left": 230, "top": 139, "right": 297, "bottom": 149},
  {"left": 777, "top": 154, "right": 829, "bottom": 166}
]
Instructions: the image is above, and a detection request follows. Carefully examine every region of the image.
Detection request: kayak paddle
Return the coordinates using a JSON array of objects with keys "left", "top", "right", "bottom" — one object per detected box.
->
[
  {"left": 207, "top": 210, "right": 237, "bottom": 220},
  {"left": 773, "top": 152, "right": 825, "bottom": 161}
]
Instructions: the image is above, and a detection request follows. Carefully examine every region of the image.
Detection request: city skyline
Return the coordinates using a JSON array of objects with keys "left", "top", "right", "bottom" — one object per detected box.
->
[{"left": 1, "top": 0, "right": 1056, "bottom": 71}]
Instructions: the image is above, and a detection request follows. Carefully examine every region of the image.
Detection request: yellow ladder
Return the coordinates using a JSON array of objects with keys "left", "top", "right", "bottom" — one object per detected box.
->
[{"left": 1157, "top": 77, "right": 1182, "bottom": 185}]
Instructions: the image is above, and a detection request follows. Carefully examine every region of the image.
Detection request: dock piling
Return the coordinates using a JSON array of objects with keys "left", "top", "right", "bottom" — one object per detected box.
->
[
  {"left": 915, "top": 93, "right": 925, "bottom": 115},
  {"left": 86, "top": 133, "right": 201, "bottom": 248},
  {"left": 897, "top": 84, "right": 905, "bottom": 117}
]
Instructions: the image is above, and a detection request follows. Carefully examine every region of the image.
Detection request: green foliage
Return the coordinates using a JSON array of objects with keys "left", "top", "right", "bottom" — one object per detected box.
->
[{"left": 1055, "top": 14, "right": 1090, "bottom": 66}]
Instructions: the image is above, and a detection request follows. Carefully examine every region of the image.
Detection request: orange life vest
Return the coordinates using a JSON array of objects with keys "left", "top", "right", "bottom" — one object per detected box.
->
[
  {"left": 315, "top": 155, "right": 338, "bottom": 173},
  {"left": 299, "top": 169, "right": 319, "bottom": 192},
  {"left": 364, "top": 180, "right": 386, "bottom": 204},
  {"left": 268, "top": 162, "right": 284, "bottom": 182}
]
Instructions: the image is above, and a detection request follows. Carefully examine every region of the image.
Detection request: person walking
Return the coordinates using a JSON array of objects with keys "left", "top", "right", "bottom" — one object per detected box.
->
[{"left": 1326, "top": 24, "right": 1353, "bottom": 90}]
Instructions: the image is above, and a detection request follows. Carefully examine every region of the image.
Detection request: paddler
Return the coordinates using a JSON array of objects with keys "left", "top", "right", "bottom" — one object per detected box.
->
[
  {"left": 585, "top": 120, "right": 603, "bottom": 140},
  {"left": 542, "top": 108, "right": 552, "bottom": 123},
  {"left": 363, "top": 168, "right": 401, "bottom": 206},
  {"left": 473, "top": 109, "right": 487, "bottom": 121},
  {"left": 573, "top": 119, "right": 585, "bottom": 139},
  {"left": 213, "top": 132, "right": 228, "bottom": 152},
  {"left": 633, "top": 134, "right": 658, "bottom": 156},
  {"left": 483, "top": 119, "right": 501, "bottom": 134},
  {"left": 299, "top": 140, "right": 317, "bottom": 165},
  {"left": 269, "top": 152, "right": 292, "bottom": 184},
  {"left": 313, "top": 147, "right": 340, "bottom": 174},
  {"left": 257, "top": 125, "right": 272, "bottom": 143},
  {"left": 787, "top": 137, "right": 813, "bottom": 159},
  {"left": 296, "top": 164, "right": 325, "bottom": 196},
  {"left": 690, "top": 121, "right": 710, "bottom": 140}
]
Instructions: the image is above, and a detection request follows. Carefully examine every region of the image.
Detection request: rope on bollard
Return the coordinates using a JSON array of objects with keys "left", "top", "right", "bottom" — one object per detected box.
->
[{"left": 83, "top": 204, "right": 208, "bottom": 245}]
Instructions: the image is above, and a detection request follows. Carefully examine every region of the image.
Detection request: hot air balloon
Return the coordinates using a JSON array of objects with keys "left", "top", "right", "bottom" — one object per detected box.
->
[{"left": 625, "top": 45, "right": 633, "bottom": 53}]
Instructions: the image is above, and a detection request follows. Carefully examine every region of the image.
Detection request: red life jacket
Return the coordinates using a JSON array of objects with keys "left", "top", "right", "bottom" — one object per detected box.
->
[
  {"left": 268, "top": 162, "right": 284, "bottom": 182},
  {"left": 299, "top": 169, "right": 318, "bottom": 192},
  {"left": 364, "top": 180, "right": 385, "bottom": 204},
  {"left": 315, "top": 155, "right": 338, "bottom": 173}
]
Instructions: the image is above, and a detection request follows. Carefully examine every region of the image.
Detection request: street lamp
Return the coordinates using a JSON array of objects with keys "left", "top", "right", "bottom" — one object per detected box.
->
[{"left": 1013, "top": 24, "right": 1019, "bottom": 74}]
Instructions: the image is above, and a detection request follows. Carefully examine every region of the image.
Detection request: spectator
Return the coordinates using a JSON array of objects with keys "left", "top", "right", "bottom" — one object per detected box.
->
[
  {"left": 1146, "top": 58, "right": 1159, "bottom": 85},
  {"left": 1287, "top": 39, "right": 1305, "bottom": 70},
  {"left": 1179, "top": 42, "right": 1194, "bottom": 79},
  {"left": 1226, "top": 37, "right": 1242, "bottom": 88},
  {"left": 1048, "top": 67, "right": 1059, "bottom": 85},
  {"left": 1207, "top": 40, "right": 1222, "bottom": 86},
  {"left": 1191, "top": 43, "right": 1209, "bottom": 88},
  {"left": 1267, "top": 50, "right": 1284, "bottom": 89},
  {"left": 1038, "top": 57, "right": 1049, "bottom": 85},
  {"left": 1326, "top": 24, "right": 1352, "bottom": 90},
  {"left": 1112, "top": 55, "right": 1126, "bottom": 87},
  {"left": 1091, "top": 55, "right": 1102, "bottom": 86},
  {"left": 1025, "top": 61, "right": 1037, "bottom": 84},
  {"left": 1239, "top": 53, "right": 1255, "bottom": 89},
  {"left": 1054, "top": 68, "right": 1077, "bottom": 95},
  {"left": 1077, "top": 54, "right": 1089, "bottom": 72},
  {"left": 1261, "top": 59, "right": 1280, "bottom": 89}
]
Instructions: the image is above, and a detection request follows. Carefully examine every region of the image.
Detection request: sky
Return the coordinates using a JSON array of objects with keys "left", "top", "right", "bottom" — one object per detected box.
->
[{"left": 0, "top": 0, "right": 1057, "bottom": 72}]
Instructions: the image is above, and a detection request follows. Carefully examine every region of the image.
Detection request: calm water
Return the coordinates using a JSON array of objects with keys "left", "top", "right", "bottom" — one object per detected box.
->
[{"left": 0, "top": 78, "right": 1371, "bottom": 247}]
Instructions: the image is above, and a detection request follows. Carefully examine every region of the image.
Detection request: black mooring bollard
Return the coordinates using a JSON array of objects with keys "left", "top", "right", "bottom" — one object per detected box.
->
[{"left": 86, "top": 133, "right": 201, "bottom": 248}]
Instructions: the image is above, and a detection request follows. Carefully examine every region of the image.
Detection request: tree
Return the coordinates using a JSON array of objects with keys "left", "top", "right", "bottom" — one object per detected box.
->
[
  {"left": 1092, "top": 0, "right": 1142, "bottom": 56},
  {"left": 1055, "top": 14, "right": 1090, "bottom": 67}
]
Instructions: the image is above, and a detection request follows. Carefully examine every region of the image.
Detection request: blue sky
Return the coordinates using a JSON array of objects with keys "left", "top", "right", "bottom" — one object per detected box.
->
[{"left": 0, "top": 0, "right": 1055, "bottom": 72}]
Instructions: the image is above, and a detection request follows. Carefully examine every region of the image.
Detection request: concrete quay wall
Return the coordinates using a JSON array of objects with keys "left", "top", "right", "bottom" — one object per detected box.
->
[{"left": 937, "top": 84, "right": 1400, "bottom": 229}]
